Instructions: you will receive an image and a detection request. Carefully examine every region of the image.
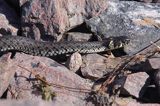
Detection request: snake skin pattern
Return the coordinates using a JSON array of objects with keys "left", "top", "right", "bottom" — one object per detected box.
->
[{"left": 0, "top": 36, "right": 130, "bottom": 57}]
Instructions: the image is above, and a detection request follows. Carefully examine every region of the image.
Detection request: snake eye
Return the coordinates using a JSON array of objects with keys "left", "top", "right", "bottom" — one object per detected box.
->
[{"left": 126, "top": 38, "right": 130, "bottom": 44}]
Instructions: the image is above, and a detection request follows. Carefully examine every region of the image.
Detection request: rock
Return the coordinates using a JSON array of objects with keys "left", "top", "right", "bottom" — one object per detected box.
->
[
  {"left": 135, "top": 54, "right": 160, "bottom": 72},
  {"left": 146, "top": 57, "right": 160, "bottom": 70},
  {"left": 114, "top": 97, "right": 158, "bottom": 106},
  {"left": 66, "top": 52, "right": 83, "bottom": 72},
  {"left": 86, "top": 1, "right": 160, "bottom": 55},
  {"left": 81, "top": 54, "right": 125, "bottom": 80},
  {"left": 32, "top": 24, "right": 41, "bottom": 41},
  {"left": 124, "top": 0, "right": 153, "bottom": 3},
  {"left": 112, "top": 97, "right": 136, "bottom": 106},
  {"left": 0, "top": 0, "right": 19, "bottom": 36},
  {"left": 154, "top": 0, "right": 160, "bottom": 2},
  {"left": 127, "top": 102, "right": 160, "bottom": 106},
  {"left": 0, "top": 99, "right": 94, "bottom": 106},
  {"left": 5, "top": 53, "right": 92, "bottom": 105},
  {"left": 138, "top": 0, "right": 153, "bottom": 2},
  {"left": 127, "top": 40, "right": 160, "bottom": 72},
  {"left": 20, "top": 0, "right": 108, "bottom": 40},
  {"left": 138, "top": 0, "right": 160, "bottom": 3},
  {"left": 154, "top": 69, "right": 160, "bottom": 97},
  {"left": 0, "top": 53, "right": 16, "bottom": 97},
  {"left": 121, "top": 72, "right": 150, "bottom": 98},
  {"left": 66, "top": 32, "right": 92, "bottom": 42},
  {"left": 0, "top": 99, "right": 56, "bottom": 106},
  {"left": 81, "top": 54, "right": 109, "bottom": 80}
]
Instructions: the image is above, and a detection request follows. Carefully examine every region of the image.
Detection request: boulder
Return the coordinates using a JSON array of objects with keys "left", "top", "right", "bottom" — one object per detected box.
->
[
  {"left": 0, "top": 0, "right": 19, "bottom": 36},
  {"left": 20, "top": 0, "right": 108, "bottom": 41},
  {"left": 86, "top": 1, "right": 160, "bottom": 55},
  {"left": 121, "top": 72, "right": 150, "bottom": 98},
  {"left": 4, "top": 53, "right": 92, "bottom": 105}
]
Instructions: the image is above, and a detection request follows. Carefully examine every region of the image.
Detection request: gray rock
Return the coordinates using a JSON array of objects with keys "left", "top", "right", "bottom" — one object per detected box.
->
[
  {"left": 121, "top": 72, "right": 150, "bottom": 98},
  {"left": 20, "top": 0, "right": 108, "bottom": 41},
  {"left": 86, "top": 1, "right": 160, "bottom": 55},
  {"left": 137, "top": 0, "right": 153, "bottom": 2},
  {"left": 138, "top": 0, "right": 160, "bottom": 3},
  {"left": 121, "top": 0, "right": 158, "bottom": 3}
]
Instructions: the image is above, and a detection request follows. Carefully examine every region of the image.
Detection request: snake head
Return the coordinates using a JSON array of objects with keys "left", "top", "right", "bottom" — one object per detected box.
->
[
  {"left": 116, "top": 36, "right": 130, "bottom": 45},
  {"left": 104, "top": 36, "right": 130, "bottom": 49}
]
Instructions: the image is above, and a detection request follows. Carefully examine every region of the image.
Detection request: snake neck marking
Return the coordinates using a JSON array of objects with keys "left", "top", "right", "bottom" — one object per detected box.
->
[{"left": 0, "top": 36, "right": 130, "bottom": 57}]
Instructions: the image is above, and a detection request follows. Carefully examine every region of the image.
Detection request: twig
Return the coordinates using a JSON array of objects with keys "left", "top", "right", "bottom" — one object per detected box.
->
[
  {"left": 150, "top": 41, "right": 160, "bottom": 50},
  {"left": 97, "top": 38, "right": 160, "bottom": 94}
]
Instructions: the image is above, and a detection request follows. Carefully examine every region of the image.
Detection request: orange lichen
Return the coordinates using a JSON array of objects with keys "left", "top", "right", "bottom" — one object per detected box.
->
[{"left": 133, "top": 18, "right": 160, "bottom": 29}]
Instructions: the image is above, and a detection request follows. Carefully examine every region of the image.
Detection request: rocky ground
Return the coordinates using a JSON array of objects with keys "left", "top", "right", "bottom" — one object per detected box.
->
[{"left": 0, "top": 0, "right": 160, "bottom": 106}]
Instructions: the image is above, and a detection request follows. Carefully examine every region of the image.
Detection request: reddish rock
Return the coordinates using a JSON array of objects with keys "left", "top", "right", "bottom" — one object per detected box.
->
[
  {"left": 20, "top": 0, "right": 108, "bottom": 40},
  {"left": 113, "top": 97, "right": 136, "bottom": 106},
  {"left": 154, "top": 69, "right": 160, "bottom": 97},
  {"left": 6, "top": 53, "right": 91, "bottom": 105},
  {"left": 0, "top": 100, "right": 56, "bottom": 106},
  {"left": 0, "top": 53, "right": 16, "bottom": 97},
  {"left": 113, "top": 96, "right": 160, "bottom": 106},
  {"left": 147, "top": 57, "right": 160, "bottom": 70},
  {"left": 126, "top": 101, "right": 160, "bottom": 106},
  {"left": 66, "top": 32, "right": 92, "bottom": 42},
  {"left": 81, "top": 54, "right": 108, "bottom": 80},
  {"left": 66, "top": 52, "right": 82, "bottom": 72},
  {"left": 121, "top": 72, "right": 150, "bottom": 98},
  {"left": 0, "top": 99, "right": 94, "bottom": 106},
  {"left": 81, "top": 54, "right": 125, "bottom": 80},
  {"left": 0, "top": 0, "right": 19, "bottom": 36}
]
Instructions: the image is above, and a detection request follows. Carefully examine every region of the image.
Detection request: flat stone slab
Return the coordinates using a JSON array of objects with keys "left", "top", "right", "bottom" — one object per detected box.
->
[
  {"left": 0, "top": 53, "right": 92, "bottom": 105},
  {"left": 121, "top": 72, "right": 150, "bottom": 98}
]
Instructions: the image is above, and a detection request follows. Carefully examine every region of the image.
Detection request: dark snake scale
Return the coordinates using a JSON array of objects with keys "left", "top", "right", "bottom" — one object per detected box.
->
[{"left": 0, "top": 36, "right": 130, "bottom": 57}]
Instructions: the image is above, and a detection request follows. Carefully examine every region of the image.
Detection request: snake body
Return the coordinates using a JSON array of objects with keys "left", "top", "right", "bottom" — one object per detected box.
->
[{"left": 0, "top": 36, "right": 129, "bottom": 57}]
